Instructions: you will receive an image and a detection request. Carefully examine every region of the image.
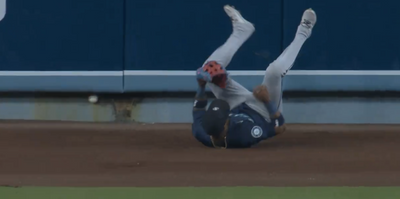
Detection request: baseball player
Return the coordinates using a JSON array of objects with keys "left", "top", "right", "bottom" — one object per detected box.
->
[{"left": 192, "top": 5, "right": 316, "bottom": 148}]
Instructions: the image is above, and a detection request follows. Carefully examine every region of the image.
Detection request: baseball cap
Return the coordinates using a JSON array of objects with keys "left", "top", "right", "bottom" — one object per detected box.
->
[{"left": 201, "top": 99, "right": 231, "bottom": 137}]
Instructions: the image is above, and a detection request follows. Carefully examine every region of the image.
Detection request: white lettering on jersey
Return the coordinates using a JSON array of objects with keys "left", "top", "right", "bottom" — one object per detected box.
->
[{"left": 231, "top": 113, "right": 254, "bottom": 123}]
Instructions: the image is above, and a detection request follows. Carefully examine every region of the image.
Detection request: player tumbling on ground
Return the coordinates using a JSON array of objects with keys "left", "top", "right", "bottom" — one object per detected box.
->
[{"left": 192, "top": 5, "right": 316, "bottom": 148}]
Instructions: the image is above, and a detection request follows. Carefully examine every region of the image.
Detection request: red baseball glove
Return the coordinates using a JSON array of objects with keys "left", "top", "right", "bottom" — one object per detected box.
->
[{"left": 196, "top": 61, "right": 228, "bottom": 88}]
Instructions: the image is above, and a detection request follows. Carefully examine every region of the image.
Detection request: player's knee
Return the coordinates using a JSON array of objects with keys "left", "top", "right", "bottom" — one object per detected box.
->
[{"left": 265, "top": 62, "right": 285, "bottom": 78}]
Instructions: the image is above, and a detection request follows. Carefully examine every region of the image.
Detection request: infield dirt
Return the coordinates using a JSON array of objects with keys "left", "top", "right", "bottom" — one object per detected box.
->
[{"left": 0, "top": 121, "right": 399, "bottom": 187}]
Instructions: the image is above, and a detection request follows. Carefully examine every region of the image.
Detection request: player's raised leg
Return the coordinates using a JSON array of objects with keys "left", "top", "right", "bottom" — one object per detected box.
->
[
  {"left": 204, "top": 5, "right": 255, "bottom": 109},
  {"left": 266, "top": 8, "right": 316, "bottom": 110},
  {"left": 203, "top": 5, "right": 255, "bottom": 68},
  {"left": 247, "top": 8, "right": 317, "bottom": 119}
]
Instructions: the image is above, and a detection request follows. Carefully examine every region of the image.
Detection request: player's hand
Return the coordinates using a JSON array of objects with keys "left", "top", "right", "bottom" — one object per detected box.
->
[
  {"left": 196, "top": 67, "right": 212, "bottom": 82},
  {"left": 196, "top": 67, "right": 208, "bottom": 89},
  {"left": 275, "top": 124, "right": 286, "bottom": 135},
  {"left": 196, "top": 63, "right": 228, "bottom": 88},
  {"left": 253, "top": 85, "right": 270, "bottom": 102}
]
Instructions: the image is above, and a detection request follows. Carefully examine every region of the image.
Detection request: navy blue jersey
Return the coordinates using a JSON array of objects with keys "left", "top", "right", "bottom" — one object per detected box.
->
[{"left": 192, "top": 99, "right": 279, "bottom": 148}]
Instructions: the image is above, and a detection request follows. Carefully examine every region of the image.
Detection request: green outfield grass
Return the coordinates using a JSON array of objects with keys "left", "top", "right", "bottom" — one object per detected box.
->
[{"left": 1, "top": 187, "right": 400, "bottom": 199}]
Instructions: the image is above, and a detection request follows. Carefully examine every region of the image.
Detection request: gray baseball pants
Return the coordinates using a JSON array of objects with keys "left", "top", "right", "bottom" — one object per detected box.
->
[{"left": 204, "top": 21, "right": 311, "bottom": 122}]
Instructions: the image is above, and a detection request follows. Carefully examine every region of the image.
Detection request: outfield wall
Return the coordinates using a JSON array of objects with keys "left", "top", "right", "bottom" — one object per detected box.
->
[
  {"left": 0, "top": 0, "right": 398, "bottom": 123},
  {"left": 0, "top": 0, "right": 398, "bottom": 92}
]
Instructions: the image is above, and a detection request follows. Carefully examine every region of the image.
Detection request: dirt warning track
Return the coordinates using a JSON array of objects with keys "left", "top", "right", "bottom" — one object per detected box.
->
[{"left": 0, "top": 121, "right": 399, "bottom": 187}]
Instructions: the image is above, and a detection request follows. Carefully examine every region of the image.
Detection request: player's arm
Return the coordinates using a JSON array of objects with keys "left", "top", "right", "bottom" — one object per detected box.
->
[
  {"left": 253, "top": 85, "right": 286, "bottom": 135},
  {"left": 191, "top": 80, "right": 213, "bottom": 147}
]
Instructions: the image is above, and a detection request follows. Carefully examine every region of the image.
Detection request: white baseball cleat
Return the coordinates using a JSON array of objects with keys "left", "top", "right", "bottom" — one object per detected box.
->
[
  {"left": 300, "top": 8, "right": 317, "bottom": 29},
  {"left": 223, "top": 5, "right": 251, "bottom": 24}
]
